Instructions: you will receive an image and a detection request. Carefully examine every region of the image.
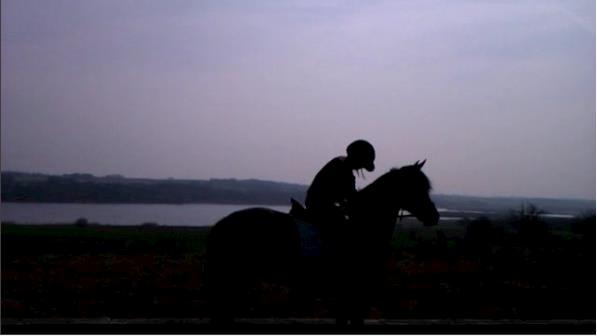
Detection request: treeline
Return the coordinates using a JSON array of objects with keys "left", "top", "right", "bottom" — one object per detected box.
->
[
  {"left": 1, "top": 172, "right": 594, "bottom": 215},
  {"left": 1, "top": 172, "right": 306, "bottom": 205}
]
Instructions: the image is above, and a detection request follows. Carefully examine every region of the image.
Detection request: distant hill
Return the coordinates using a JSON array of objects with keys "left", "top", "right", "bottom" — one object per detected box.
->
[
  {"left": 1, "top": 172, "right": 306, "bottom": 205},
  {"left": 1, "top": 171, "right": 594, "bottom": 215}
]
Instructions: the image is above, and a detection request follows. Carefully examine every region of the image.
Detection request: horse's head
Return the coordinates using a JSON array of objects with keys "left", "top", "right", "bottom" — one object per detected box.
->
[{"left": 389, "top": 160, "right": 439, "bottom": 226}]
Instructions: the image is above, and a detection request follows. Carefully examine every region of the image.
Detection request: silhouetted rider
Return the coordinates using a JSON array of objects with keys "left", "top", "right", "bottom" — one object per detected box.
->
[{"left": 305, "top": 139, "right": 376, "bottom": 244}]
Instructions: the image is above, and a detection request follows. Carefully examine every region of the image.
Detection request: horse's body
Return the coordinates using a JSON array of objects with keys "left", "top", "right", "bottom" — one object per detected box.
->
[{"left": 205, "top": 162, "right": 439, "bottom": 324}]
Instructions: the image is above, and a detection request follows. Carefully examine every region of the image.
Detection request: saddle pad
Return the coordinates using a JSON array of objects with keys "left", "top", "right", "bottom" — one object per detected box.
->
[{"left": 295, "top": 219, "right": 322, "bottom": 257}]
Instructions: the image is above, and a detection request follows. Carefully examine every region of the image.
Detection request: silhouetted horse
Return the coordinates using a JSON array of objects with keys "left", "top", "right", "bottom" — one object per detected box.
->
[{"left": 205, "top": 161, "right": 439, "bottom": 325}]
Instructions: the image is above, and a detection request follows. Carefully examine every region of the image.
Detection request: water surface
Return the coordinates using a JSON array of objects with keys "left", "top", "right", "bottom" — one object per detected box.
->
[
  {"left": 1, "top": 203, "right": 289, "bottom": 226},
  {"left": 1, "top": 202, "right": 574, "bottom": 227}
]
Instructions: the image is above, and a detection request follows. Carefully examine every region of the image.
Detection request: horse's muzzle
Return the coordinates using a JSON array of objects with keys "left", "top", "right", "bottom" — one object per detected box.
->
[{"left": 422, "top": 204, "right": 440, "bottom": 227}]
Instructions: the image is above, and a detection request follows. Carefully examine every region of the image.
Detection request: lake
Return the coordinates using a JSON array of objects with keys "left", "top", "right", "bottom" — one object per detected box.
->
[
  {"left": 0, "top": 203, "right": 574, "bottom": 227},
  {"left": 1, "top": 203, "right": 290, "bottom": 227}
]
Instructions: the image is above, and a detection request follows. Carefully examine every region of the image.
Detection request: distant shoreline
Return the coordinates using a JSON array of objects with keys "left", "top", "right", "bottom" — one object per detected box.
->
[
  {"left": 2, "top": 171, "right": 594, "bottom": 215},
  {"left": 3, "top": 171, "right": 595, "bottom": 202}
]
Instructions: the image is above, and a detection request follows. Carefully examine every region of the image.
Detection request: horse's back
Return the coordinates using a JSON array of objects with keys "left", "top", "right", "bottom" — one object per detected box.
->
[
  {"left": 209, "top": 207, "right": 296, "bottom": 242},
  {"left": 207, "top": 207, "right": 300, "bottom": 269}
]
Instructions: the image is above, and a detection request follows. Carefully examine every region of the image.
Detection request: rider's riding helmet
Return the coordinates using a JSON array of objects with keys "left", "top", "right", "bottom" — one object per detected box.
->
[{"left": 346, "top": 139, "right": 375, "bottom": 172}]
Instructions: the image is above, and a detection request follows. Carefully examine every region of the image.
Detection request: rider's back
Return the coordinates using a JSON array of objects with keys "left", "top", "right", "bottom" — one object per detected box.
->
[{"left": 305, "top": 156, "right": 355, "bottom": 214}]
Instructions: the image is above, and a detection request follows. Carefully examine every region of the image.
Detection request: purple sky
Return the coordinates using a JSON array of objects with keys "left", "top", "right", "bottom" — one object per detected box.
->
[{"left": 2, "top": 0, "right": 595, "bottom": 199}]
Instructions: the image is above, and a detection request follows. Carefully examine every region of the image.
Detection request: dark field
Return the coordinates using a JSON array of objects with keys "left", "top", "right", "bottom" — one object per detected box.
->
[{"left": 2, "top": 212, "right": 595, "bottom": 331}]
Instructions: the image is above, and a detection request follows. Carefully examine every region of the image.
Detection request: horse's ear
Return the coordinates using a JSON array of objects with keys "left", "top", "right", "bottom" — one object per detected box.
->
[{"left": 414, "top": 159, "right": 426, "bottom": 169}]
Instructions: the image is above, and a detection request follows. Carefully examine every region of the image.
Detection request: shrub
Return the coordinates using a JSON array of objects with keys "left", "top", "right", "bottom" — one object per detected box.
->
[
  {"left": 74, "top": 218, "right": 89, "bottom": 227},
  {"left": 511, "top": 203, "right": 548, "bottom": 244}
]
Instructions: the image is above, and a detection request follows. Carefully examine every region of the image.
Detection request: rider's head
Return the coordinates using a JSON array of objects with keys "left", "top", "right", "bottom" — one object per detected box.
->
[{"left": 346, "top": 139, "right": 375, "bottom": 172}]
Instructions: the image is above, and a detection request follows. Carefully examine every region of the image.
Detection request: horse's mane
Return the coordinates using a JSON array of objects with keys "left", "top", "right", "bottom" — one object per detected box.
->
[{"left": 360, "top": 164, "right": 432, "bottom": 196}]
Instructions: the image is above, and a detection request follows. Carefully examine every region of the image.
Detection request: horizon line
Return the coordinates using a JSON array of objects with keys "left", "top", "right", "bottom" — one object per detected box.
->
[{"left": 2, "top": 169, "right": 595, "bottom": 203}]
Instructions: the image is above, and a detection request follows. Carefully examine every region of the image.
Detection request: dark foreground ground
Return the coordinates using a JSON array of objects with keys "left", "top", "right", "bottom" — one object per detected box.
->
[
  {"left": 3, "top": 317, "right": 595, "bottom": 334},
  {"left": 2, "top": 212, "right": 595, "bottom": 334}
]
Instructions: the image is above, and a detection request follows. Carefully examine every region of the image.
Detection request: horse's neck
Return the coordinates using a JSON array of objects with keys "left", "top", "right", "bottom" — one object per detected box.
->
[
  {"left": 350, "top": 186, "right": 399, "bottom": 247},
  {"left": 353, "top": 176, "right": 401, "bottom": 222},
  {"left": 360, "top": 173, "right": 403, "bottom": 208}
]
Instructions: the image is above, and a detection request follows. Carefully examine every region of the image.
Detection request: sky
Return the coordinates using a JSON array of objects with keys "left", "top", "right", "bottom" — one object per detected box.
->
[{"left": 1, "top": 0, "right": 595, "bottom": 199}]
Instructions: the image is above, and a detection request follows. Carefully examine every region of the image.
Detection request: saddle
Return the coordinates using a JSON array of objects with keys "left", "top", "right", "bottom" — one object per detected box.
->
[
  {"left": 289, "top": 198, "right": 322, "bottom": 257},
  {"left": 290, "top": 198, "right": 309, "bottom": 219}
]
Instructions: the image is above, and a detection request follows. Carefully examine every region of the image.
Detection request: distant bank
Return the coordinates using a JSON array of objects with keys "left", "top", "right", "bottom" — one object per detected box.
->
[
  {"left": 1, "top": 171, "right": 305, "bottom": 206},
  {"left": 1, "top": 171, "right": 594, "bottom": 215}
]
